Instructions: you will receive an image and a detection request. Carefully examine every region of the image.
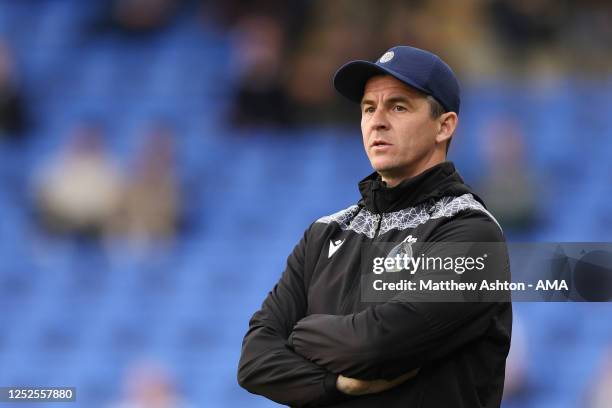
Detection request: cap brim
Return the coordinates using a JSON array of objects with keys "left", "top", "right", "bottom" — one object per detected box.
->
[{"left": 333, "top": 60, "right": 431, "bottom": 104}]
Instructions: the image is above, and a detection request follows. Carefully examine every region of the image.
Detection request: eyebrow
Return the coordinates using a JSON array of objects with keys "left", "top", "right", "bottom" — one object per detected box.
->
[{"left": 360, "top": 95, "right": 415, "bottom": 108}]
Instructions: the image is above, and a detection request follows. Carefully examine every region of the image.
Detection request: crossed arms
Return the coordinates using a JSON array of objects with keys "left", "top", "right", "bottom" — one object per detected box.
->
[{"left": 237, "top": 213, "right": 508, "bottom": 407}]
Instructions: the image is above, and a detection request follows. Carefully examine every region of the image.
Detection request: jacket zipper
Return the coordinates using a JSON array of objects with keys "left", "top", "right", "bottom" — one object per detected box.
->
[{"left": 373, "top": 213, "right": 383, "bottom": 238}]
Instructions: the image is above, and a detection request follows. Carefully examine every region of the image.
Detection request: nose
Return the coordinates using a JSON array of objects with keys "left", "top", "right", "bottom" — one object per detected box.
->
[{"left": 370, "top": 108, "right": 390, "bottom": 131}]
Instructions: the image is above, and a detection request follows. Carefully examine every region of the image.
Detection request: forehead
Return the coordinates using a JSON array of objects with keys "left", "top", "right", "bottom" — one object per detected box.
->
[{"left": 361, "top": 75, "right": 424, "bottom": 101}]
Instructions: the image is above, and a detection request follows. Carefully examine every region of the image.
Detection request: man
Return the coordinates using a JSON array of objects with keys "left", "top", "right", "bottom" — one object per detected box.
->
[{"left": 238, "top": 45, "right": 512, "bottom": 407}]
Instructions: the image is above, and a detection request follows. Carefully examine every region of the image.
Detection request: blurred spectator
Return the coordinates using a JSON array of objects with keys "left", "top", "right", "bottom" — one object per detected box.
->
[
  {"left": 227, "top": 0, "right": 374, "bottom": 128},
  {"left": 92, "top": 0, "right": 182, "bottom": 36},
  {"left": 284, "top": 0, "right": 377, "bottom": 125},
  {"left": 489, "top": 0, "right": 567, "bottom": 50},
  {"left": 207, "top": 0, "right": 308, "bottom": 40},
  {"left": 229, "top": 14, "right": 293, "bottom": 127},
  {"left": 487, "top": 0, "right": 568, "bottom": 74},
  {"left": 109, "top": 122, "right": 181, "bottom": 246},
  {"left": 477, "top": 116, "right": 538, "bottom": 232},
  {"left": 562, "top": 0, "right": 612, "bottom": 74},
  {"left": 0, "top": 39, "right": 28, "bottom": 141},
  {"left": 34, "top": 122, "right": 123, "bottom": 241},
  {"left": 285, "top": 25, "right": 362, "bottom": 125},
  {"left": 379, "top": 0, "right": 499, "bottom": 77},
  {"left": 108, "top": 360, "right": 194, "bottom": 408}
]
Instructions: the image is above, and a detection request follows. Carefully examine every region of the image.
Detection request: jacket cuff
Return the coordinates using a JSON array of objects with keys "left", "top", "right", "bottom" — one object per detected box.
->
[
  {"left": 319, "top": 372, "right": 347, "bottom": 405},
  {"left": 324, "top": 373, "right": 339, "bottom": 394}
]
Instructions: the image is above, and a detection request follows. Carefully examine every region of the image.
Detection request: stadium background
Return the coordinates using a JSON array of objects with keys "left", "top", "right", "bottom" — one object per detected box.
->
[{"left": 0, "top": 0, "right": 611, "bottom": 406}]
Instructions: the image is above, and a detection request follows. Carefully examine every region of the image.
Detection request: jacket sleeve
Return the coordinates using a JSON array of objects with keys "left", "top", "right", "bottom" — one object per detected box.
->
[
  {"left": 288, "top": 211, "right": 511, "bottom": 380},
  {"left": 237, "top": 226, "right": 346, "bottom": 407}
]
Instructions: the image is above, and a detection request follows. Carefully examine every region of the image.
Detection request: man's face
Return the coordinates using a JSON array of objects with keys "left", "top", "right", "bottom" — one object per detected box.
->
[{"left": 361, "top": 75, "right": 441, "bottom": 183}]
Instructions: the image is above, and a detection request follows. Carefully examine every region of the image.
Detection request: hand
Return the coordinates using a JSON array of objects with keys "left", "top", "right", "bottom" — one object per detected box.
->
[{"left": 336, "top": 368, "right": 420, "bottom": 396}]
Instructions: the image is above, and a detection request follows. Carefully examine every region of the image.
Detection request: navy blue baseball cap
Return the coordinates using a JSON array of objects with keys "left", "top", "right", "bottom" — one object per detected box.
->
[{"left": 334, "top": 45, "right": 461, "bottom": 114}]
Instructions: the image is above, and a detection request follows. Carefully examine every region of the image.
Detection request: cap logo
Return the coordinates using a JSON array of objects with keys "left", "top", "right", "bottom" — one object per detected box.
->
[{"left": 379, "top": 51, "right": 394, "bottom": 63}]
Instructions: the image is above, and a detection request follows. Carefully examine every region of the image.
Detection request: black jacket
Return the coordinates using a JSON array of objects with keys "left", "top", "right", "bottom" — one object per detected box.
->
[{"left": 238, "top": 161, "right": 512, "bottom": 407}]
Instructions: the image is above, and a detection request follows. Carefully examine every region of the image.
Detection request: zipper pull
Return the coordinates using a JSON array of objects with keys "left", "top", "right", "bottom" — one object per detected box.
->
[{"left": 374, "top": 213, "right": 383, "bottom": 238}]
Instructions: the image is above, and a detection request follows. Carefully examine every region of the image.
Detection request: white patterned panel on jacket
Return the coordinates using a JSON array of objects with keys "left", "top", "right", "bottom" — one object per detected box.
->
[
  {"left": 316, "top": 194, "right": 502, "bottom": 237},
  {"left": 316, "top": 205, "right": 378, "bottom": 238}
]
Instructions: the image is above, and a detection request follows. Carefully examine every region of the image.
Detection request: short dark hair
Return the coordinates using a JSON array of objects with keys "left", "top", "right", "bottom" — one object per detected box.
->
[{"left": 425, "top": 95, "right": 452, "bottom": 154}]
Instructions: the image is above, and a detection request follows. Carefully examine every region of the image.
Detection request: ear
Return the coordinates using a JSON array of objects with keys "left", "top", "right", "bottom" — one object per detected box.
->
[{"left": 435, "top": 112, "right": 458, "bottom": 145}]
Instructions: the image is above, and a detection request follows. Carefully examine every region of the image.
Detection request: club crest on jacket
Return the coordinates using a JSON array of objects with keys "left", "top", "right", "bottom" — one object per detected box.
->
[{"left": 385, "top": 235, "right": 417, "bottom": 272}]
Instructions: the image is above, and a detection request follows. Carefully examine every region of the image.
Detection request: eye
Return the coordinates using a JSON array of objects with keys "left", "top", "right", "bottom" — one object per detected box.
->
[
  {"left": 363, "top": 106, "right": 375, "bottom": 114},
  {"left": 393, "top": 105, "right": 407, "bottom": 112}
]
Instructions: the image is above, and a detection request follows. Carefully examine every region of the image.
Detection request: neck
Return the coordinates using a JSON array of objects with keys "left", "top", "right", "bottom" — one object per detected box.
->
[{"left": 380, "top": 154, "right": 446, "bottom": 187}]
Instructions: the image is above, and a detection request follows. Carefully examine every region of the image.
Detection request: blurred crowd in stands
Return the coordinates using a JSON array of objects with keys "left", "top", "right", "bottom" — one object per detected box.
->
[
  {"left": 33, "top": 119, "right": 181, "bottom": 250},
  {"left": 2, "top": 0, "right": 612, "bottom": 134},
  {"left": 224, "top": 0, "right": 612, "bottom": 128},
  {"left": 0, "top": 0, "right": 610, "bottom": 243}
]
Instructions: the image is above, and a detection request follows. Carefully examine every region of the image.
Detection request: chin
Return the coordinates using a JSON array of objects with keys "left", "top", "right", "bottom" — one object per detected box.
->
[{"left": 371, "top": 159, "right": 401, "bottom": 174}]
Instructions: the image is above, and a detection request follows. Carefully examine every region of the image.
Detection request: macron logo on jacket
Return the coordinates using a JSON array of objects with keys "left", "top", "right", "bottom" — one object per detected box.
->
[{"left": 328, "top": 239, "right": 344, "bottom": 258}]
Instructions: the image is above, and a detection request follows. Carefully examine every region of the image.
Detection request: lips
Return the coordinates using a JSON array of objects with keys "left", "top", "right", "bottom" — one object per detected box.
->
[{"left": 370, "top": 139, "right": 392, "bottom": 148}]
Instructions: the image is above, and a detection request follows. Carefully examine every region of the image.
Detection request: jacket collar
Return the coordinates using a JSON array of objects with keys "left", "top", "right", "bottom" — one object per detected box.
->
[{"left": 358, "top": 161, "right": 477, "bottom": 214}]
